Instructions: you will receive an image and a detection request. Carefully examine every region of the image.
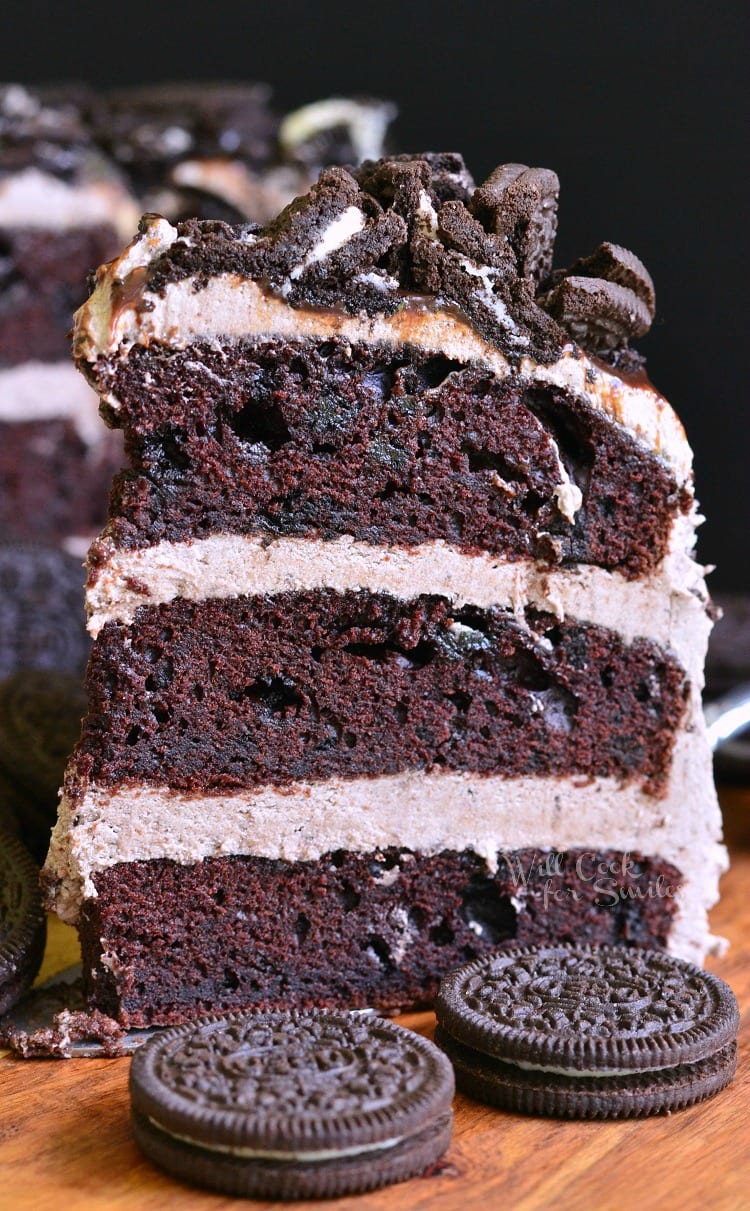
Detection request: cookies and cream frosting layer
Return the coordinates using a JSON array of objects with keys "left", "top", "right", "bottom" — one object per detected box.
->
[
  {"left": 44, "top": 724, "right": 726, "bottom": 965},
  {"left": 85, "top": 513, "right": 710, "bottom": 687},
  {"left": 74, "top": 217, "right": 692, "bottom": 483}
]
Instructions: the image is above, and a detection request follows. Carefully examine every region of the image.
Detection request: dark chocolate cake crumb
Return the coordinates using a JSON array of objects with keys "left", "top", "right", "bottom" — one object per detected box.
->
[
  {"left": 78, "top": 847, "right": 682, "bottom": 1026},
  {"left": 74, "top": 591, "right": 687, "bottom": 796},
  {"left": 0, "top": 972, "right": 127, "bottom": 1058}
]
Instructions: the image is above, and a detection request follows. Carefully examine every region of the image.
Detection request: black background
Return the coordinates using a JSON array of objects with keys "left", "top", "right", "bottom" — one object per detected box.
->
[{"left": 3, "top": 1, "right": 747, "bottom": 586}]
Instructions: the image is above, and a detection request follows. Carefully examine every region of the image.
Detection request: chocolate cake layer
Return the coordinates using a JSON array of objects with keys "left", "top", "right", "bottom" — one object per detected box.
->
[
  {"left": 75, "top": 590, "right": 687, "bottom": 794},
  {"left": 79, "top": 847, "right": 683, "bottom": 1026},
  {"left": 95, "top": 340, "right": 684, "bottom": 577},
  {"left": 0, "top": 225, "right": 120, "bottom": 365}
]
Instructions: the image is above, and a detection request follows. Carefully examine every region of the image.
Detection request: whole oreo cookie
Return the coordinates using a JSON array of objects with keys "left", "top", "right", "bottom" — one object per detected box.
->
[
  {"left": 435, "top": 945, "right": 738, "bottom": 1119},
  {"left": 0, "top": 830, "right": 47, "bottom": 1016},
  {"left": 130, "top": 1010, "right": 454, "bottom": 1199},
  {"left": 0, "top": 545, "right": 89, "bottom": 679},
  {"left": 0, "top": 671, "right": 87, "bottom": 861}
]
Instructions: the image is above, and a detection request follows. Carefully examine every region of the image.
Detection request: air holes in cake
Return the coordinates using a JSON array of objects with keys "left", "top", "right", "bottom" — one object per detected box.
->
[
  {"left": 446, "top": 690, "right": 472, "bottom": 713},
  {"left": 229, "top": 400, "right": 291, "bottom": 450},
  {"left": 377, "top": 481, "right": 402, "bottom": 502},
  {"left": 450, "top": 510, "right": 465, "bottom": 538},
  {"left": 362, "top": 365, "right": 397, "bottom": 400},
  {"left": 126, "top": 726, "right": 141, "bottom": 746},
  {"left": 636, "top": 678, "right": 654, "bottom": 703},
  {"left": 601, "top": 666, "right": 615, "bottom": 688},
  {"left": 343, "top": 640, "right": 434, "bottom": 668},
  {"left": 153, "top": 706, "right": 169, "bottom": 724},
  {"left": 212, "top": 888, "right": 226, "bottom": 907},
  {"left": 420, "top": 355, "right": 465, "bottom": 388},
  {"left": 294, "top": 913, "right": 310, "bottom": 944},
  {"left": 461, "top": 878, "right": 516, "bottom": 944},
  {"left": 144, "top": 657, "right": 173, "bottom": 692},
  {"left": 531, "top": 686, "right": 578, "bottom": 732},
  {"left": 222, "top": 968, "right": 239, "bottom": 991},
  {"left": 239, "top": 676, "right": 302, "bottom": 717},
  {"left": 601, "top": 496, "right": 617, "bottom": 520},
  {"left": 484, "top": 700, "right": 499, "bottom": 717},
  {"left": 364, "top": 934, "right": 393, "bottom": 969},
  {"left": 343, "top": 731, "right": 357, "bottom": 748},
  {"left": 429, "top": 921, "right": 455, "bottom": 947},
  {"left": 337, "top": 883, "right": 361, "bottom": 911},
  {"left": 329, "top": 850, "right": 346, "bottom": 869},
  {"left": 461, "top": 443, "right": 522, "bottom": 480}
]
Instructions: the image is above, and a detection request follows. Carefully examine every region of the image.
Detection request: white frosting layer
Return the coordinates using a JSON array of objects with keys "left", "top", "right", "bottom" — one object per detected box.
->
[
  {"left": 74, "top": 219, "right": 692, "bottom": 483},
  {"left": 44, "top": 722, "right": 726, "bottom": 963},
  {"left": 0, "top": 167, "right": 138, "bottom": 235},
  {"left": 0, "top": 360, "right": 106, "bottom": 446}
]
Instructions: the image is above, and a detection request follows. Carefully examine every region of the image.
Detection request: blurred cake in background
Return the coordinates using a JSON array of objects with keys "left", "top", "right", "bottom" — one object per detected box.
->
[
  {"left": 0, "top": 84, "right": 137, "bottom": 550},
  {"left": 91, "top": 82, "right": 396, "bottom": 224},
  {"left": 0, "top": 82, "right": 396, "bottom": 553}
]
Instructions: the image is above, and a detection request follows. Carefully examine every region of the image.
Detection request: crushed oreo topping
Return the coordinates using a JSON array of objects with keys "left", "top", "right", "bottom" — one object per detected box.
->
[
  {"left": 537, "top": 240, "right": 656, "bottom": 354},
  {"left": 471, "top": 163, "right": 560, "bottom": 283},
  {"left": 122, "top": 153, "right": 656, "bottom": 365}
]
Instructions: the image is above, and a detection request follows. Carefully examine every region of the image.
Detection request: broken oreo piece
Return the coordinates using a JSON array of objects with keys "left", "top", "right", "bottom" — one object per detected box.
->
[
  {"left": 435, "top": 944, "right": 738, "bottom": 1119},
  {"left": 130, "top": 1009, "right": 454, "bottom": 1199},
  {"left": 0, "top": 829, "right": 46, "bottom": 1016},
  {"left": 566, "top": 241, "right": 656, "bottom": 315},
  {"left": 537, "top": 275, "right": 653, "bottom": 352},
  {"left": 471, "top": 163, "right": 560, "bottom": 283}
]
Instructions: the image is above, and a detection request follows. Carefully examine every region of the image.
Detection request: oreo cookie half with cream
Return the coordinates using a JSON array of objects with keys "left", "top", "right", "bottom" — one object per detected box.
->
[
  {"left": 130, "top": 1010, "right": 454, "bottom": 1199},
  {"left": 435, "top": 944, "right": 738, "bottom": 1118}
]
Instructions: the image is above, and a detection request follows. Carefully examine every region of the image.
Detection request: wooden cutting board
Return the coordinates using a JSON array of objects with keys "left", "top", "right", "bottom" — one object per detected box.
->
[{"left": 3, "top": 786, "right": 749, "bottom": 1211}]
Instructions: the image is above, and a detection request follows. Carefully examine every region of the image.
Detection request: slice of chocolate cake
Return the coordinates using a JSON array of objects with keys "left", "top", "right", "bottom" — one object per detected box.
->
[
  {"left": 43, "top": 153, "right": 726, "bottom": 1027},
  {"left": 0, "top": 84, "right": 137, "bottom": 548}
]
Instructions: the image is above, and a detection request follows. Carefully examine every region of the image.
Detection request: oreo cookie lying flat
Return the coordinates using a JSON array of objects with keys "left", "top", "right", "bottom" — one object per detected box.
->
[
  {"left": 0, "top": 671, "right": 86, "bottom": 861},
  {"left": 0, "top": 544, "right": 89, "bottom": 679},
  {"left": 435, "top": 944, "right": 738, "bottom": 1119},
  {"left": 130, "top": 1010, "right": 454, "bottom": 1199},
  {"left": 0, "top": 829, "right": 47, "bottom": 1016}
]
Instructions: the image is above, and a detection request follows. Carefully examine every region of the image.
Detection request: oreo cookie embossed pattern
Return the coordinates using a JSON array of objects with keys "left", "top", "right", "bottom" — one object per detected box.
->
[
  {"left": 130, "top": 1010, "right": 454, "bottom": 1199},
  {"left": 435, "top": 945, "right": 739, "bottom": 1118}
]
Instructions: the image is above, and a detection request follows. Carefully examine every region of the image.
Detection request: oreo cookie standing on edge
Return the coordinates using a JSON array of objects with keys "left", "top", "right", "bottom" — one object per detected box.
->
[
  {"left": 0, "top": 830, "right": 47, "bottom": 1016},
  {"left": 130, "top": 1010, "right": 454, "bottom": 1199},
  {"left": 435, "top": 944, "right": 739, "bottom": 1119},
  {"left": 0, "top": 544, "right": 89, "bottom": 679}
]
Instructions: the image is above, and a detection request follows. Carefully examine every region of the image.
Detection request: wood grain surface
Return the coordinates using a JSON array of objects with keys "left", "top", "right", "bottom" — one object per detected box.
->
[{"left": 2, "top": 786, "right": 748, "bottom": 1211}]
